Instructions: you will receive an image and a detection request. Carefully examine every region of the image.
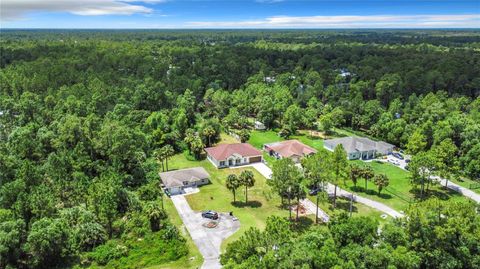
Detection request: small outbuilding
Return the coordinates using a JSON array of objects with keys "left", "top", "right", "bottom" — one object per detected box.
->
[
  {"left": 254, "top": 121, "right": 266, "bottom": 130},
  {"left": 160, "top": 167, "right": 210, "bottom": 195}
]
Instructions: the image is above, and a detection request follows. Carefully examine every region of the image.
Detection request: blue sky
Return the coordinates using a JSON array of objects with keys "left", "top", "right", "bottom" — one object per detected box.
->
[{"left": 1, "top": 0, "right": 479, "bottom": 28}]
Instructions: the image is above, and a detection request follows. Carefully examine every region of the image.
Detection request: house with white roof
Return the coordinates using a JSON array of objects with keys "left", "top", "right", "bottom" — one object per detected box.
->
[{"left": 324, "top": 137, "right": 394, "bottom": 160}]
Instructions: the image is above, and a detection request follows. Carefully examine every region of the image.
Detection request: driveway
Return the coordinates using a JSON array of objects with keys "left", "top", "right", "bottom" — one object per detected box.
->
[
  {"left": 170, "top": 195, "right": 240, "bottom": 269},
  {"left": 231, "top": 162, "right": 272, "bottom": 179}
]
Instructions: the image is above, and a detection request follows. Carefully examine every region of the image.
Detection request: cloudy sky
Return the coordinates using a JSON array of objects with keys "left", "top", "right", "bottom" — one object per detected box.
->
[{"left": 1, "top": 0, "right": 479, "bottom": 29}]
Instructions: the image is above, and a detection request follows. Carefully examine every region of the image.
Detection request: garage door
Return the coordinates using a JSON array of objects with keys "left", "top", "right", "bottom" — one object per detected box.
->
[{"left": 249, "top": 156, "right": 262, "bottom": 163}]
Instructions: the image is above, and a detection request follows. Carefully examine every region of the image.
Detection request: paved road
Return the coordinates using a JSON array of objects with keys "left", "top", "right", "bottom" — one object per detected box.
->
[
  {"left": 170, "top": 195, "right": 240, "bottom": 269},
  {"left": 325, "top": 183, "right": 403, "bottom": 218},
  {"left": 433, "top": 176, "right": 480, "bottom": 204},
  {"left": 251, "top": 162, "right": 403, "bottom": 219}
]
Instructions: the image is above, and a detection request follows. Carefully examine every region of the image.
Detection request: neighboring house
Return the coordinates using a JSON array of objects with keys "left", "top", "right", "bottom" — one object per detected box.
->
[
  {"left": 264, "top": 140, "right": 317, "bottom": 163},
  {"left": 160, "top": 167, "right": 210, "bottom": 195},
  {"left": 205, "top": 143, "right": 263, "bottom": 168},
  {"left": 324, "top": 137, "right": 394, "bottom": 160},
  {"left": 254, "top": 121, "right": 266, "bottom": 130}
]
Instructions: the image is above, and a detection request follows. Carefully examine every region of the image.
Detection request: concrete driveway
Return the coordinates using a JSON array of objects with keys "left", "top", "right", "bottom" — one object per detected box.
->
[{"left": 170, "top": 195, "right": 240, "bottom": 269}]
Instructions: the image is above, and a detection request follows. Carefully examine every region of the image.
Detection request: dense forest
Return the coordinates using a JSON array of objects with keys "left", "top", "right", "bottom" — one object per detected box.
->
[{"left": 0, "top": 30, "right": 479, "bottom": 268}]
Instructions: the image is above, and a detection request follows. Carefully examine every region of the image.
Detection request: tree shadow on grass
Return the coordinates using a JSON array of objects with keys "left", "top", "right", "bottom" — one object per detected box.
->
[
  {"left": 349, "top": 186, "right": 393, "bottom": 199},
  {"left": 291, "top": 216, "right": 314, "bottom": 232},
  {"left": 330, "top": 197, "right": 359, "bottom": 213},
  {"left": 410, "top": 187, "right": 461, "bottom": 201},
  {"left": 231, "top": 200, "right": 262, "bottom": 208}
]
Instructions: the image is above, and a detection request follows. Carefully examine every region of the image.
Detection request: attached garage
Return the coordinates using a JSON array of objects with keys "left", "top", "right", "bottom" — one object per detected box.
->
[
  {"left": 249, "top": 156, "right": 262, "bottom": 163},
  {"left": 160, "top": 167, "right": 210, "bottom": 195}
]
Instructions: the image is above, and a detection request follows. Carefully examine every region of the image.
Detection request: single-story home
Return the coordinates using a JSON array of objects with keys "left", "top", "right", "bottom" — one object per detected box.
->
[
  {"left": 159, "top": 167, "right": 210, "bottom": 195},
  {"left": 205, "top": 143, "right": 263, "bottom": 168},
  {"left": 254, "top": 121, "right": 266, "bottom": 130},
  {"left": 264, "top": 140, "right": 317, "bottom": 163},
  {"left": 324, "top": 137, "right": 394, "bottom": 160}
]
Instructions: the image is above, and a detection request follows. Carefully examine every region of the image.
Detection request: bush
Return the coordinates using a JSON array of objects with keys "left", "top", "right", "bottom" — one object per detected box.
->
[{"left": 88, "top": 241, "right": 129, "bottom": 266}]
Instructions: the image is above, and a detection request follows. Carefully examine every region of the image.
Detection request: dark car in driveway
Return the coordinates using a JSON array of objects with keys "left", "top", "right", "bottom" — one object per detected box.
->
[
  {"left": 392, "top": 152, "right": 404, "bottom": 160},
  {"left": 202, "top": 210, "right": 219, "bottom": 220}
]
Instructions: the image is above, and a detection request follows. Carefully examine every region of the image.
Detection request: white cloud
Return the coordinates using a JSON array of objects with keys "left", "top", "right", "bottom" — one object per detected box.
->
[
  {"left": 187, "top": 14, "right": 480, "bottom": 28},
  {"left": 1, "top": 0, "right": 166, "bottom": 21}
]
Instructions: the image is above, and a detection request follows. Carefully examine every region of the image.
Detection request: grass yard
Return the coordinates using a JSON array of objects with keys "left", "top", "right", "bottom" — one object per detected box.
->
[
  {"left": 248, "top": 130, "right": 325, "bottom": 151},
  {"left": 344, "top": 160, "right": 466, "bottom": 211},
  {"left": 166, "top": 153, "right": 292, "bottom": 250},
  {"left": 306, "top": 194, "right": 389, "bottom": 225},
  {"left": 449, "top": 177, "right": 480, "bottom": 194}
]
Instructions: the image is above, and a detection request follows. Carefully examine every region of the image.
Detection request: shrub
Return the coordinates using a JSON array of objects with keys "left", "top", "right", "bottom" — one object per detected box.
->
[{"left": 88, "top": 241, "right": 129, "bottom": 266}]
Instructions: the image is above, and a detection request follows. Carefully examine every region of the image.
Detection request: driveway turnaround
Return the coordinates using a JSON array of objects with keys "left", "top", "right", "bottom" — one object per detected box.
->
[{"left": 170, "top": 195, "right": 240, "bottom": 269}]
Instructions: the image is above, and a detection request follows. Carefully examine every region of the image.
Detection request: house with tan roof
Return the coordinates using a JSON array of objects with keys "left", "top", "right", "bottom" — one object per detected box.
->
[
  {"left": 324, "top": 136, "right": 394, "bottom": 160},
  {"left": 205, "top": 143, "right": 263, "bottom": 168},
  {"left": 159, "top": 167, "right": 210, "bottom": 195},
  {"left": 263, "top": 140, "right": 317, "bottom": 163}
]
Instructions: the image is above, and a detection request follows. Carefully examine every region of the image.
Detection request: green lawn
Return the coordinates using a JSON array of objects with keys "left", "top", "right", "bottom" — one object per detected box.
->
[
  {"left": 344, "top": 160, "right": 466, "bottom": 211},
  {"left": 449, "top": 177, "right": 480, "bottom": 194},
  {"left": 248, "top": 130, "right": 324, "bottom": 151}
]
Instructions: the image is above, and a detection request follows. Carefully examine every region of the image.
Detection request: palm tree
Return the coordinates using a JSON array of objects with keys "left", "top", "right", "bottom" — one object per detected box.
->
[
  {"left": 154, "top": 148, "right": 165, "bottom": 172},
  {"left": 362, "top": 166, "right": 374, "bottom": 191},
  {"left": 144, "top": 200, "right": 167, "bottom": 232},
  {"left": 226, "top": 174, "right": 241, "bottom": 203},
  {"left": 350, "top": 164, "right": 363, "bottom": 189},
  {"left": 203, "top": 126, "right": 216, "bottom": 147},
  {"left": 373, "top": 174, "right": 389, "bottom": 194},
  {"left": 162, "top": 144, "right": 174, "bottom": 171},
  {"left": 239, "top": 170, "right": 255, "bottom": 204}
]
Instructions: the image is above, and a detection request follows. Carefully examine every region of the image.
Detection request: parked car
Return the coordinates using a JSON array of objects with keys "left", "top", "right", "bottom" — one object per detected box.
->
[
  {"left": 405, "top": 159, "right": 411, "bottom": 163},
  {"left": 164, "top": 189, "right": 171, "bottom": 197},
  {"left": 309, "top": 188, "right": 320, "bottom": 196},
  {"left": 202, "top": 210, "right": 218, "bottom": 220},
  {"left": 393, "top": 152, "right": 404, "bottom": 160},
  {"left": 405, "top": 165, "right": 410, "bottom": 170}
]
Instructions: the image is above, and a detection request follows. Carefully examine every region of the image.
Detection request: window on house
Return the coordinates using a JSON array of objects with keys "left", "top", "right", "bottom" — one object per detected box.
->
[{"left": 220, "top": 161, "right": 225, "bottom": 166}]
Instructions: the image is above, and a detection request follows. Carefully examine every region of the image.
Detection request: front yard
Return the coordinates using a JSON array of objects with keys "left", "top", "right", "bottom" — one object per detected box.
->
[{"left": 166, "top": 153, "right": 290, "bottom": 249}]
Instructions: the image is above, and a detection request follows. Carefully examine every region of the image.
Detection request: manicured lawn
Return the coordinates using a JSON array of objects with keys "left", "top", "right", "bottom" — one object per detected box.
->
[
  {"left": 248, "top": 130, "right": 324, "bottom": 151},
  {"left": 248, "top": 130, "right": 284, "bottom": 149},
  {"left": 167, "top": 153, "right": 291, "bottom": 250},
  {"left": 344, "top": 160, "right": 466, "bottom": 211}
]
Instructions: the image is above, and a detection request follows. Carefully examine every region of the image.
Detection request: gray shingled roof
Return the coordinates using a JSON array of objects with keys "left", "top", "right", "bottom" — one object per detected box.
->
[
  {"left": 324, "top": 137, "right": 394, "bottom": 153},
  {"left": 159, "top": 167, "right": 209, "bottom": 188}
]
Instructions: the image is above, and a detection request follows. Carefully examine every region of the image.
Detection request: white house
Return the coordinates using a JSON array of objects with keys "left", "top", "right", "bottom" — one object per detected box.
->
[
  {"left": 205, "top": 143, "right": 263, "bottom": 168},
  {"left": 159, "top": 167, "right": 210, "bottom": 195},
  {"left": 324, "top": 137, "right": 394, "bottom": 160}
]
